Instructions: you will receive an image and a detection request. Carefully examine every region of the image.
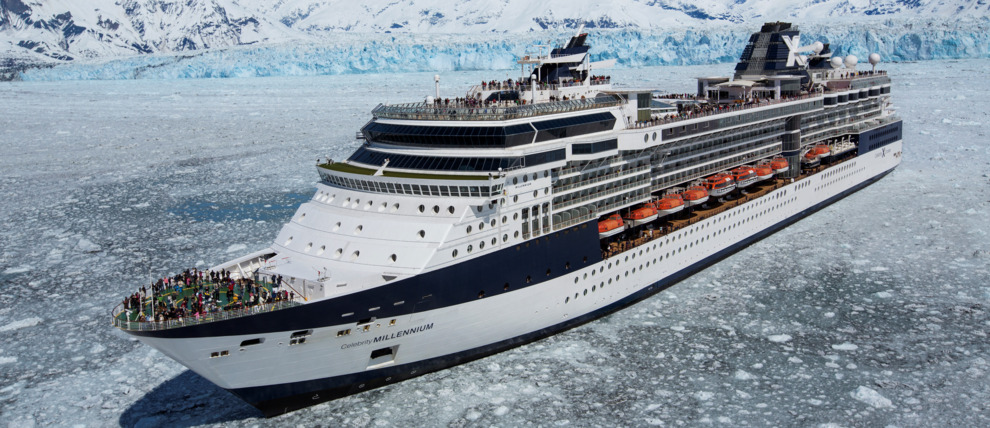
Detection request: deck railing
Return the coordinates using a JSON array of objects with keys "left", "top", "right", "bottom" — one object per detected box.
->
[
  {"left": 111, "top": 298, "right": 302, "bottom": 331},
  {"left": 371, "top": 95, "right": 622, "bottom": 121}
]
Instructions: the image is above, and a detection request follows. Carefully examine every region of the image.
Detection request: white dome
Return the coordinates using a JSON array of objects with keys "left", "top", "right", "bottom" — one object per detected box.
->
[
  {"left": 844, "top": 55, "right": 858, "bottom": 68},
  {"left": 812, "top": 42, "right": 824, "bottom": 54},
  {"left": 426, "top": 96, "right": 435, "bottom": 104},
  {"left": 830, "top": 57, "right": 844, "bottom": 68},
  {"left": 868, "top": 53, "right": 881, "bottom": 66}
]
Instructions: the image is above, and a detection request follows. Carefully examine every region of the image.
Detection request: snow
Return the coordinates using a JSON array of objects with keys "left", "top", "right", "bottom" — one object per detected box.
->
[{"left": 1, "top": 58, "right": 989, "bottom": 426}]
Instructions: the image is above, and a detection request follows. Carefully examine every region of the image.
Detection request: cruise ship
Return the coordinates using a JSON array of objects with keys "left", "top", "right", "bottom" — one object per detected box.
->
[{"left": 112, "top": 22, "right": 903, "bottom": 416}]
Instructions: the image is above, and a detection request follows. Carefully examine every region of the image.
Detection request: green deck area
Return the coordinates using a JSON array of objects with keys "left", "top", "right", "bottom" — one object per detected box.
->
[{"left": 114, "top": 279, "right": 283, "bottom": 323}]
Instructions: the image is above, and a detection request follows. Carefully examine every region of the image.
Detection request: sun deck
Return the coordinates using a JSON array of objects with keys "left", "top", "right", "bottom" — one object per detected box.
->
[{"left": 371, "top": 95, "right": 622, "bottom": 121}]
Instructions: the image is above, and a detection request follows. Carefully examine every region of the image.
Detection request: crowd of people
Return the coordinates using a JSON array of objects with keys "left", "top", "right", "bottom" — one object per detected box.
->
[{"left": 118, "top": 268, "right": 297, "bottom": 324}]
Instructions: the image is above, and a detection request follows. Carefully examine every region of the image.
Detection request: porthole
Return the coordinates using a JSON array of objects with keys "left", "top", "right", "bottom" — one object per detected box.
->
[
  {"left": 467, "top": 245, "right": 474, "bottom": 253},
  {"left": 418, "top": 230, "right": 426, "bottom": 238},
  {"left": 513, "top": 195, "right": 519, "bottom": 203},
  {"left": 491, "top": 237, "right": 497, "bottom": 245},
  {"left": 480, "top": 241, "right": 486, "bottom": 250},
  {"left": 350, "top": 250, "right": 360, "bottom": 260},
  {"left": 514, "top": 231, "right": 520, "bottom": 238},
  {"left": 284, "top": 236, "right": 293, "bottom": 245},
  {"left": 526, "top": 275, "right": 532, "bottom": 283},
  {"left": 452, "top": 249, "right": 458, "bottom": 257},
  {"left": 583, "top": 289, "right": 588, "bottom": 296},
  {"left": 433, "top": 205, "right": 440, "bottom": 214},
  {"left": 300, "top": 212, "right": 307, "bottom": 220},
  {"left": 478, "top": 291, "right": 485, "bottom": 299},
  {"left": 418, "top": 205, "right": 425, "bottom": 213},
  {"left": 378, "top": 202, "right": 386, "bottom": 212},
  {"left": 354, "top": 225, "right": 363, "bottom": 234},
  {"left": 467, "top": 225, "right": 473, "bottom": 233},
  {"left": 365, "top": 201, "right": 372, "bottom": 210},
  {"left": 502, "top": 216, "right": 507, "bottom": 223},
  {"left": 523, "top": 175, "right": 528, "bottom": 183},
  {"left": 652, "top": 132, "right": 657, "bottom": 141},
  {"left": 643, "top": 134, "right": 649, "bottom": 142},
  {"left": 574, "top": 277, "right": 579, "bottom": 284},
  {"left": 479, "top": 222, "right": 485, "bottom": 231},
  {"left": 533, "top": 190, "right": 538, "bottom": 197},
  {"left": 490, "top": 219, "right": 496, "bottom": 227},
  {"left": 532, "top": 173, "right": 538, "bottom": 181},
  {"left": 334, "top": 248, "right": 343, "bottom": 258},
  {"left": 565, "top": 297, "right": 570, "bottom": 303},
  {"left": 392, "top": 203, "right": 400, "bottom": 212},
  {"left": 305, "top": 242, "right": 313, "bottom": 251},
  {"left": 317, "top": 245, "right": 326, "bottom": 255},
  {"left": 513, "top": 213, "right": 519, "bottom": 220},
  {"left": 513, "top": 177, "right": 518, "bottom": 185},
  {"left": 387, "top": 254, "right": 397, "bottom": 263},
  {"left": 503, "top": 234, "right": 508, "bottom": 242}
]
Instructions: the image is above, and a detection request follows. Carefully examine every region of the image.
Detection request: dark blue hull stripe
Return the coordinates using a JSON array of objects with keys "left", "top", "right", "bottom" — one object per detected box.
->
[{"left": 233, "top": 165, "right": 897, "bottom": 417}]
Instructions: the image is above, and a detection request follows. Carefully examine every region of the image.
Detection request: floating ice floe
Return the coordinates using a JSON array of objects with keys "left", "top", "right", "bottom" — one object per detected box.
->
[
  {"left": 0, "top": 317, "right": 43, "bottom": 332},
  {"left": 831, "top": 343, "right": 859, "bottom": 351},
  {"left": 768, "top": 334, "right": 792, "bottom": 343},
  {"left": 850, "top": 386, "right": 895, "bottom": 409}
]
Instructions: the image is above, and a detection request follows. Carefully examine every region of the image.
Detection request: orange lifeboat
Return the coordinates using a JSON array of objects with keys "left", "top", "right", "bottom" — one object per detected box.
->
[
  {"left": 753, "top": 164, "right": 774, "bottom": 182},
  {"left": 802, "top": 148, "right": 821, "bottom": 169},
  {"left": 704, "top": 173, "right": 736, "bottom": 197},
  {"left": 769, "top": 157, "right": 789, "bottom": 174},
  {"left": 623, "top": 202, "right": 659, "bottom": 226},
  {"left": 730, "top": 166, "right": 758, "bottom": 188},
  {"left": 808, "top": 144, "right": 831, "bottom": 157},
  {"left": 656, "top": 193, "right": 685, "bottom": 215},
  {"left": 598, "top": 213, "right": 626, "bottom": 238},
  {"left": 679, "top": 185, "right": 709, "bottom": 207}
]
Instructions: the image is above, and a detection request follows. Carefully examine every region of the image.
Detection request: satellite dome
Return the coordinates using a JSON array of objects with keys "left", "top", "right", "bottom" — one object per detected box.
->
[
  {"left": 868, "top": 53, "right": 881, "bottom": 66},
  {"left": 844, "top": 55, "right": 858, "bottom": 68},
  {"left": 830, "top": 56, "right": 844, "bottom": 68},
  {"left": 812, "top": 42, "right": 824, "bottom": 54}
]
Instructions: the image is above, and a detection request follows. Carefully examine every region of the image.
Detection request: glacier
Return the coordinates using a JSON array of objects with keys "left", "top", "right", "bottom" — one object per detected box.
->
[
  {"left": 13, "top": 18, "right": 990, "bottom": 81},
  {"left": 0, "top": 57, "right": 988, "bottom": 427}
]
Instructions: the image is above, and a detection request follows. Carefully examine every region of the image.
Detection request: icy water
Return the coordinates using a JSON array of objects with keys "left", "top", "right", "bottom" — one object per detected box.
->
[{"left": 1, "top": 60, "right": 988, "bottom": 427}]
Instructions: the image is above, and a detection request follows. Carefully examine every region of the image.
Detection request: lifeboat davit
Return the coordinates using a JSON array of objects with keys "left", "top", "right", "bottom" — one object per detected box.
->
[
  {"left": 769, "top": 157, "right": 789, "bottom": 174},
  {"left": 623, "top": 202, "right": 659, "bottom": 227},
  {"left": 598, "top": 213, "right": 626, "bottom": 238},
  {"left": 753, "top": 164, "right": 774, "bottom": 182},
  {"left": 704, "top": 173, "right": 736, "bottom": 197},
  {"left": 730, "top": 166, "right": 758, "bottom": 189},
  {"left": 656, "top": 193, "right": 685, "bottom": 215},
  {"left": 679, "top": 185, "right": 709, "bottom": 207}
]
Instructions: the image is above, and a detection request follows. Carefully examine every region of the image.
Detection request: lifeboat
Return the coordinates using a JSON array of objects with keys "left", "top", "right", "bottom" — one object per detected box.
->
[
  {"left": 679, "top": 185, "right": 709, "bottom": 207},
  {"left": 769, "top": 157, "right": 789, "bottom": 174},
  {"left": 808, "top": 144, "right": 831, "bottom": 158},
  {"left": 801, "top": 149, "right": 821, "bottom": 169},
  {"left": 598, "top": 213, "right": 626, "bottom": 238},
  {"left": 704, "top": 173, "right": 736, "bottom": 197},
  {"left": 730, "top": 166, "right": 758, "bottom": 189},
  {"left": 655, "top": 193, "right": 685, "bottom": 215},
  {"left": 753, "top": 164, "right": 774, "bottom": 182},
  {"left": 622, "top": 202, "right": 659, "bottom": 227}
]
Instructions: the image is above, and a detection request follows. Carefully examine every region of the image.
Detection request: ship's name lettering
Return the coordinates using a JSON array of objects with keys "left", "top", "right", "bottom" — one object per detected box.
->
[
  {"left": 340, "top": 339, "right": 372, "bottom": 350},
  {"left": 373, "top": 323, "right": 434, "bottom": 343}
]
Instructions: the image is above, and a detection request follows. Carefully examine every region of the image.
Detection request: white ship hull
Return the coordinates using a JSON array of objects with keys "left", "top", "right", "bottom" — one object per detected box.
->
[{"left": 132, "top": 140, "right": 901, "bottom": 415}]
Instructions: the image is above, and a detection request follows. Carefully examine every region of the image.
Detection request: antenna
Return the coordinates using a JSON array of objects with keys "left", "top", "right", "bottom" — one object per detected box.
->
[{"left": 434, "top": 74, "right": 440, "bottom": 99}]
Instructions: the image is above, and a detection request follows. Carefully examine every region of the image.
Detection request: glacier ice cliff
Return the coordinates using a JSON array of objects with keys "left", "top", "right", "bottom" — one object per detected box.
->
[{"left": 13, "top": 18, "right": 990, "bottom": 81}]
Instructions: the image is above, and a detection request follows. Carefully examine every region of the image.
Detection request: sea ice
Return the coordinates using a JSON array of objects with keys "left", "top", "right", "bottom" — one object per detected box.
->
[{"left": 850, "top": 386, "right": 894, "bottom": 409}]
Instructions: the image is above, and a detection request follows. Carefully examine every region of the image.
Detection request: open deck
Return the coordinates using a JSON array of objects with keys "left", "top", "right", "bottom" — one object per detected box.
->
[
  {"left": 371, "top": 94, "right": 622, "bottom": 121},
  {"left": 111, "top": 277, "right": 304, "bottom": 331}
]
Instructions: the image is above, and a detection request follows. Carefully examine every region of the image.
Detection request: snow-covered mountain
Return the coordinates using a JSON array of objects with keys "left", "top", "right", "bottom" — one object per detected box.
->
[{"left": 2, "top": 0, "right": 989, "bottom": 80}]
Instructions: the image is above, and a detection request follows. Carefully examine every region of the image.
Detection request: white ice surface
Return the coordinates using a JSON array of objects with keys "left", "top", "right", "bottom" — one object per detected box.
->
[{"left": 0, "top": 59, "right": 989, "bottom": 427}]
